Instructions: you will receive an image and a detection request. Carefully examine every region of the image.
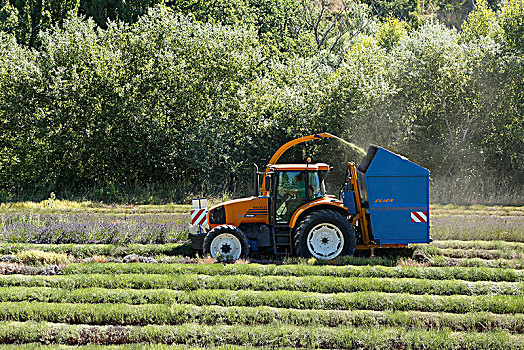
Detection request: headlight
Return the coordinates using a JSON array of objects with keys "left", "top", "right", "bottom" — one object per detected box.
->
[{"left": 209, "top": 206, "right": 226, "bottom": 224}]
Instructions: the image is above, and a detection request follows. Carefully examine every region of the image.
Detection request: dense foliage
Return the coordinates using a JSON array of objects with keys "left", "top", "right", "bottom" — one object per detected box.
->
[{"left": 0, "top": 0, "right": 522, "bottom": 203}]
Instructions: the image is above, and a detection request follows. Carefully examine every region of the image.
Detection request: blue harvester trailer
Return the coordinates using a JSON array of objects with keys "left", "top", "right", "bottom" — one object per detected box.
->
[{"left": 343, "top": 144, "right": 430, "bottom": 249}]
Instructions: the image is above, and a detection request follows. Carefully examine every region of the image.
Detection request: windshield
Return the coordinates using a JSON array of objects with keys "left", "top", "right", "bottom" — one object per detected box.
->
[
  {"left": 275, "top": 170, "right": 327, "bottom": 223},
  {"left": 276, "top": 171, "right": 307, "bottom": 223}
]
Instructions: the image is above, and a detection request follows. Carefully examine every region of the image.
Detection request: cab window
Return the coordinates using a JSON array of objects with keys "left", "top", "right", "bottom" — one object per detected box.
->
[
  {"left": 276, "top": 171, "right": 307, "bottom": 223},
  {"left": 308, "top": 171, "right": 323, "bottom": 199}
]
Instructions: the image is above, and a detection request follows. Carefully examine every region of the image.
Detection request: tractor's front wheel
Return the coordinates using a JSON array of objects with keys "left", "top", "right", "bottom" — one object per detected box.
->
[
  {"left": 294, "top": 209, "right": 356, "bottom": 260},
  {"left": 203, "top": 225, "right": 250, "bottom": 260}
]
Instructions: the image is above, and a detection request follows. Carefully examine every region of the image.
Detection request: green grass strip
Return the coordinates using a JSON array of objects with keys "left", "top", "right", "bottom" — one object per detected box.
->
[
  {"left": 1, "top": 273, "right": 524, "bottom": 296},
  {"left": 0, "top": 321, "right": 523, "bottom": 349},
  {"left": 2, "top": 273, "right": 523, "bottom": 296},
  {"left": 1, "top": 287, "right": 523, "bottom": 314},
  {"left": 63, "top": 262, "right": 524, "bottom": 282},
  {"left": 0, "top": 302, "right": 523, "bottom": 332},
  {"left": 0, "top": 243, "right": 193, "bottom": 258}
]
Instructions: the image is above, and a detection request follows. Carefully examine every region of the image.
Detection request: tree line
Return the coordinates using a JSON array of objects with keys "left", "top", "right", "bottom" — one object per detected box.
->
[{"left": 0, "top": 0, "right": 522, "bottom": 204}]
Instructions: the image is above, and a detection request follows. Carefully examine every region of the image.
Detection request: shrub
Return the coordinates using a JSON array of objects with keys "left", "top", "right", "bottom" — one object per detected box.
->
[
  {"left": 16, "top": 250, "right": 71, "bottom": 266},
  {"left": 0, "top": 322, "right": 522, "bottom": 348}
]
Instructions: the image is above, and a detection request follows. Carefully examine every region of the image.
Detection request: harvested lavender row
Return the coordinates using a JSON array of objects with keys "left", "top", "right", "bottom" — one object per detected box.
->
[
  {"left": 0, "top": 243, "right": 193, "bottom": 258},
  {"left": 63, "top": 263, "right": 524, "bottom": 282},
  {"left": 1, "top": 282, "right": 523, "bottom": 309},
  {"left": 0, "top": 302, "right": 522, "bottom": 332},
  {"left": 0, "top": 321, "right": 522, "bottom": 348},
  {"left": 416, "top": 246, "right": 524, "bottom": 260},
  {"left": 431, "top": 240, "right": 524, "bottom": 251},
  {"left": 2, "top": 273, "right": 524, "bottom": 296},
  {"left": 0, "top": 345, "right": 276, "bottom": 350}
]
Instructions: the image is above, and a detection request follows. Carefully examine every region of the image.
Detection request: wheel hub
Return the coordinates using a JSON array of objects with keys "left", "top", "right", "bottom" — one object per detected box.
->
[{"left": 220, "top": 243, "right": 231, "bottom": 254}]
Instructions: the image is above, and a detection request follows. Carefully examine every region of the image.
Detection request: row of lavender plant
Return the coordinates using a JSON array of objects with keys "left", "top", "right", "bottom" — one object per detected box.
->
[
  {"left": 1, "top": 212, "right": 522, "bottom": 244},
  {"left": 0, "top": 213, "right": 189, "bottom": 244},
  {"left": 430, "top": 215, "right": 523, "bottom": 242}
]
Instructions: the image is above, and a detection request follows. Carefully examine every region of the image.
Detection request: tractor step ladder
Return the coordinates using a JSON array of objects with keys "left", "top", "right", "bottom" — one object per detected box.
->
[{"left": 272, "top": 226, "right": 293, "bottom": 255}]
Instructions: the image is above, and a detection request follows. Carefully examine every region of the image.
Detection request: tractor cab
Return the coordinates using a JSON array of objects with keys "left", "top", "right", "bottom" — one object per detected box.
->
[{"left": 265, "top": 163, "right": 330, "bottom": 224}]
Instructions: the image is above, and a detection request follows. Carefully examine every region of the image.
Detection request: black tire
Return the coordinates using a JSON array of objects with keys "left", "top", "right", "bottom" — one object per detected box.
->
[
  {"left": 203, "top": 225, "right": 250, "bottom": 260},
  {"left": 294, "top": 209, "right": 356, "bottom": 259}
]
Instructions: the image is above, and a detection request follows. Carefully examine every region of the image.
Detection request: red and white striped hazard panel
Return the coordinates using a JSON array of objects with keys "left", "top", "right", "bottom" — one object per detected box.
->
[
  {"left": 191, "top": 208, "right": 207, "bottom": 226},
  {"left": 411, "top": 211, "right": 428, "bottom": 223}
]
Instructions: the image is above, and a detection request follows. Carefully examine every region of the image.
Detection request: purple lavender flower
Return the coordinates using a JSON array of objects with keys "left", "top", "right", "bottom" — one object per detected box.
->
[{"left": 0, "top": 213, "right": 190, "bottom": 244}]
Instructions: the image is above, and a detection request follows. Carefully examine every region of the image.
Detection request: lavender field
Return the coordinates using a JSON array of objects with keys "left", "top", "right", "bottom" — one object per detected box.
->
[
  {"left": 0, "top": 202, "right": 522, "bottom": 245},
  {"left": 0, "top": 201, "right": 522, "bottom": 349}
]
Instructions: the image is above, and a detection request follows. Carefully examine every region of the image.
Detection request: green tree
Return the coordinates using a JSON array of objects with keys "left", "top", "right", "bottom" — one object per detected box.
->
[
  {"left": 167, "top": 0, "right": 302, "bottom": 55},
  {"left": 80, "top": 0, "right": 163, "bottom": 28},
  {"left": 499, "top": 0, "right": 524, "bottom": 53},
  {"left": 418, "top": 0, "right": 500, "bottom": 30},
  {"left": 10, "top": 0, "right": 79, "bottom": 46},
  {"left": 292, "top": 0, "right": 374, "bottom": 63},
  {"left": 0, "top": 31, "right": 41, "bottom": 193},
  {"left": 376, "top": 24, "right": 504, "bottom": 177},
  {"left": 494, "top": 0, "right": 524, "bottom": 179},
  {"left": 21, "top": 8, "right": 262, "bottom": 195},
  {"left": 376, "top": 17, "right": 409, "bottom": 51},
  {"left": 362, "top": 0, "right": 420, "bottom": 27},
  {"left": 461, "top": 0, "right": 499, "bottom": 41},
  {"left": 0, "top": 8, "right": 264, "bottom": 197},
  {"left": 0, "top": 0, "right": 18, "bottom": 35},
  {"left": 340, "top": 36, "right": 397, "bottom": 149}
]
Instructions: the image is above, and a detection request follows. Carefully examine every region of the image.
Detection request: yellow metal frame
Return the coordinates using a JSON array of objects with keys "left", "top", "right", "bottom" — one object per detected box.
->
[
  {"left": 348, "top": 162, "right": 370, "bottom": 246},
  {"left": 260, "top": 133, "right": 336, "bottom": 196}
]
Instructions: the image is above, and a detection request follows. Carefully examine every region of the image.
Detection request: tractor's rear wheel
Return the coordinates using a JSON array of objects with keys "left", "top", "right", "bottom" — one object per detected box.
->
[
  {"left": 294, "top": 209, "right": 356, "bottom": 260},
  {"left": 203, "top": 225, "right": 250, "bottom": 260}
]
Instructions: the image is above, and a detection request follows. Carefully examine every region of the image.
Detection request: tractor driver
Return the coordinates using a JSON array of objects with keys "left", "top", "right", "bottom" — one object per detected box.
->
[
  {"left": 276, "top": 171, "right": 307, "bottom": 222},
  {"left": 282, "top": 172, "right": 306, "bottom": 198}
]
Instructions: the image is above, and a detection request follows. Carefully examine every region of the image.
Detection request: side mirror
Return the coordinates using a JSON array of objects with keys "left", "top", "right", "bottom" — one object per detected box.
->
[
  {"left": 264, "top": 175, "right": 271, "bottom": 192},
  {"left": 254, "top": 164, "right": 260, "bottom": 197}
]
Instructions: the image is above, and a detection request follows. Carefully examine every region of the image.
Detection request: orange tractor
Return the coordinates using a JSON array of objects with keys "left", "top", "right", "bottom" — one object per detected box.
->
[{"left": 189, "top": 133, "right": 430, "bottom": 260}]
